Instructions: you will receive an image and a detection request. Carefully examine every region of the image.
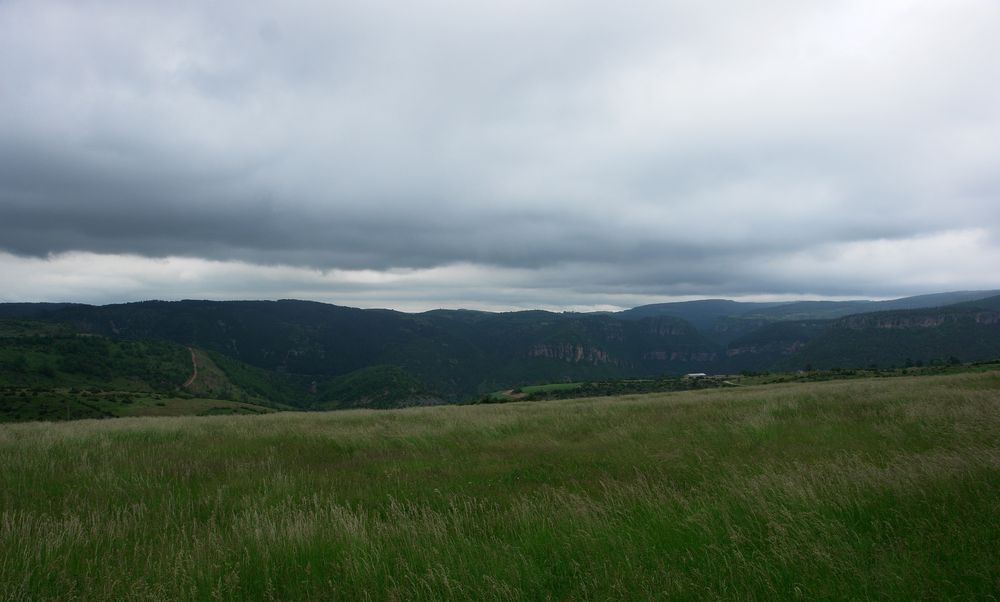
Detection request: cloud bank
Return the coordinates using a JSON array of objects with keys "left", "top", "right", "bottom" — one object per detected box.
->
[{"left": 1, "top": 0, "right": 999, "bottom": 309}]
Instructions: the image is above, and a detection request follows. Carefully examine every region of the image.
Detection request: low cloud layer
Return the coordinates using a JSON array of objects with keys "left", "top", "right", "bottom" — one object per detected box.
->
[{"left": 2, "top": 1, "right": 999, "bottom": 309}]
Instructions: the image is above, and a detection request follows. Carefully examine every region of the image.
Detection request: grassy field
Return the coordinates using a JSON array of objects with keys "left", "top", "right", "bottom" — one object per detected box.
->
[
  {"left": 489, "top": 382, "right": 585, "bottom": 401},
  {"left": 520, "top": 382, "right": 584, "bottom": 394},
  {"left": 2, "top": 371, "right": 1000, "bottom": 600}
]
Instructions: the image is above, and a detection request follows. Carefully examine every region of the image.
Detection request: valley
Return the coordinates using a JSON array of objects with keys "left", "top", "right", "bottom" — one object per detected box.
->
[{"left": 2, "top": 290, "right": 1000, "bottom": 416}]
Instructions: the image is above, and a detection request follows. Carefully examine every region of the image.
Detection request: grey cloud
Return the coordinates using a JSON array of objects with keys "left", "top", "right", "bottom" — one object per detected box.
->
[{"left": 2, "top": 0, "right": 1000, "bottom": 305}]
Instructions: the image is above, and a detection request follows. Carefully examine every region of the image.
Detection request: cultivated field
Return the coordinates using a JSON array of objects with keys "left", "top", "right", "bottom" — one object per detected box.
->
[{"left": 2, "top": 371, "right": 1000, "bottom": 600}]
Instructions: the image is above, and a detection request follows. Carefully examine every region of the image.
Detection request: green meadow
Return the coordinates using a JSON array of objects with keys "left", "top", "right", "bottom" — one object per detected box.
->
[{"left": 2, "top": 371, "right": 1000, "bottom": 600}]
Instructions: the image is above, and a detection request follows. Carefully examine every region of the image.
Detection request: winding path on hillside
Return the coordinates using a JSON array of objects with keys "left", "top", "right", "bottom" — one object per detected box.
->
[{"left": 183, "top": 347, "right": 198, "bottom": 388}]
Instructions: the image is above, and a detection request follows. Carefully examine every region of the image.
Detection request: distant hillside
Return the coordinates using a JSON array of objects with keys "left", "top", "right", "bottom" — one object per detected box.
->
[
  {"left": 875, "top": 290, "right": 1000, "bottom": 311},
  {"left": 723, "top": 320, "right": 832, "bottom": 372},
  {"left": 3, "top": 291, "right": 1000, "bottom": 412},
  {"left": 795, "top": 301, "right": 1000, "bottom": 370},
  {"left": 0, "top": 319, "right": 191, "bottom": 391},
  {"left": 34, "top": 300, "right": 720, "bottom": 399},
  {"left": 616, "top": 299, "right": 781, "bottom": 330},
  {"left": 738, "top": 291, "right": 1000, "bottom": 322},
  {"left": 0, "top": 320, "right": 281, "bottom": 421},
  {"left": 625, "top": 290, "right": 1000, "bottom": 344},
  {"left": 315, "top": 365, "right": 443, "bottom": 410},
  {"left": 741, "top": 300, "right": 874, "bottom": 321},
  {"left": 726, "top": 295, "right": 1000, "bottom": 371},
  {"left": 958, "top": 295, "right": 1000, "bottom": 311},
  {"left": 0, "top": 303, "right": 87, "bottom": 319}
]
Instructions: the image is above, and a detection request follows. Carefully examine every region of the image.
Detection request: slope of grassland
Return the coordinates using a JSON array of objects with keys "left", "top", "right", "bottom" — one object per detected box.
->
[{"left": 2, "top": 371, "right": 1000, "bottom": 600}]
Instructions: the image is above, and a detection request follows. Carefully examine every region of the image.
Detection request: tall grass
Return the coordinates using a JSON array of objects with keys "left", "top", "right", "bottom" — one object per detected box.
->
[{"left": 2, "top": 371, "right": 1000, "bottom": 600}]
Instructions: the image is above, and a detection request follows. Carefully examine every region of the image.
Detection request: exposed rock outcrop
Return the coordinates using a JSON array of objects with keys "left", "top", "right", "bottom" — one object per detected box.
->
[{"left": 528, "top": 343, "right": 614, "bottom": 364}]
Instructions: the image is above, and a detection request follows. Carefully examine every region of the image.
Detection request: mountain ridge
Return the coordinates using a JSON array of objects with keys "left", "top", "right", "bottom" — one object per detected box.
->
[{"left": 2, "top": 290, "right": 999, "bottom": 409}]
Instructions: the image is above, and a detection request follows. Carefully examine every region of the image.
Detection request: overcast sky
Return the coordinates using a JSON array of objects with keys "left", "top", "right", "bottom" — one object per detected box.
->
[{"left": 2, "top": 0, "right": 999, "bottom": 311}]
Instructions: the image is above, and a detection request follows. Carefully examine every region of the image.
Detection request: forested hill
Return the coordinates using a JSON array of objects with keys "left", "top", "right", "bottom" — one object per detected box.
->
[
  {"left": 620, "top": 290, "right": 1000, "bottom": 343},
  {"left": 725, "top": 297, "right": 1000, "bottom": 371},
  {"left": 28, "top": 300, "right": 719, "bottom": 399},
  {"left": 2, "top": 290, "right": 999, "bottom": 405}
]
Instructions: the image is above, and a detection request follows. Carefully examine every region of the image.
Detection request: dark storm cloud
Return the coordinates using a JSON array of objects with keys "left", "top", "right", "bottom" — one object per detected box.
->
[{"left": 2, "top": 0, "right": 1000, "bottom": 306}]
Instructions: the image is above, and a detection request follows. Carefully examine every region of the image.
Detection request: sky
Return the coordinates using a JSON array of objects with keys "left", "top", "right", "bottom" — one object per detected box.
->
[{"left": 2, "top": 0, "right": 999, "bottom": 312}]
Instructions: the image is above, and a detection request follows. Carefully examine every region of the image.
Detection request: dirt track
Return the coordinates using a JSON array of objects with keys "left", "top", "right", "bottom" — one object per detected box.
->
[{"left": 182, "top": 347, "right": 198, "bottom": 388}]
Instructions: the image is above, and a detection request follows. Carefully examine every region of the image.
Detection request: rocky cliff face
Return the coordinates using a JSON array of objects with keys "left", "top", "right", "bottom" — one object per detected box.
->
[
  {"left": 522, "top": 314, "right": 717, "bottom": 369},
  {"left": 528, "top": 343, "right": 616, "bottom": 365}
]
